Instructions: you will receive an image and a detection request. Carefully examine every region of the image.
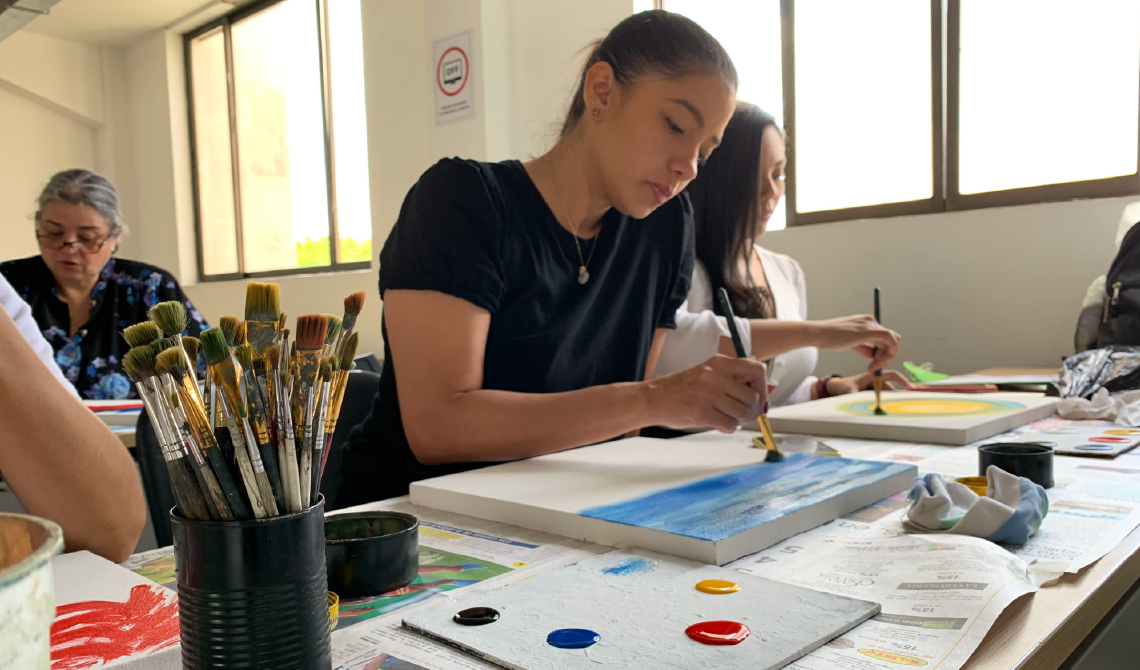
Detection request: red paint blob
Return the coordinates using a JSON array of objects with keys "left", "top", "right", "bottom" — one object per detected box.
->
[
  {"left": 1090, "top": 436, "right": 1131, "bottom": 443},
  {"left": 685, "top": 620, "right": 750, "bottom": 646}
]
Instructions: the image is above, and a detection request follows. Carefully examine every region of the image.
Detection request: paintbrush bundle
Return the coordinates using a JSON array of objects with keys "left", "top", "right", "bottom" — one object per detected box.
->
[{"left": 121, "top": 283, "right": 368, "bottom": 520}]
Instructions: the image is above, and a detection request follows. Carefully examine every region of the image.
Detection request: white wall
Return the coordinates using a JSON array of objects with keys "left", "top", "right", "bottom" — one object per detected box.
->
[
  {"left": 764, "top": 196, "right": 1132, "bottom": 375},
  {"left": 14, "top": 0, "right": 1127, "bottom": 377},
  {"left": 0, "top": 31, "right": 133, "bottom": 261}
]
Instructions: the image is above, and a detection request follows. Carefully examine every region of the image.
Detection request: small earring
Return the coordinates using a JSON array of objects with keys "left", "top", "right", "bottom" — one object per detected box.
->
[{"left": 591, "top": 108, "right": 601, "bottom": 119}]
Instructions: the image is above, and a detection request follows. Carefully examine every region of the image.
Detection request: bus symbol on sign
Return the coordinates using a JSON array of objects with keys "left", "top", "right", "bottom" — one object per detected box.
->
[{"left": 437, "top": 46, "right": 469, "bottom": 97}]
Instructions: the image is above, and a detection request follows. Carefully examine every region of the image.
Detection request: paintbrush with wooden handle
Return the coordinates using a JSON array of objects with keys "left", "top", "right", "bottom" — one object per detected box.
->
[
  {"left": 201, "top": 328, "right": 275, "bottom": 518},
  {"left": 123, "top": 346, "right": 211, "bottom": 520},
  {"left": 154, "top": 347, "right": 249, "bottom": 520},
  {"left": 292, "top": 315, "right": 328, "bottom": 509}
]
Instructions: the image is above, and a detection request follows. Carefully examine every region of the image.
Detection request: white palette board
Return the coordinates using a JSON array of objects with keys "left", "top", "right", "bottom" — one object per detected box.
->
[
  {"left": 989, "top": 418, "right": 1140, "bottom": 458},
  {"left": 403, "top": 549, "right": 880, "bottom": 670},
  {"left": 766, "top": 391, "right": 1058, "bottom": 446},
  {"left": 410, "top": 437, "right": 916, "bottom": 565}
]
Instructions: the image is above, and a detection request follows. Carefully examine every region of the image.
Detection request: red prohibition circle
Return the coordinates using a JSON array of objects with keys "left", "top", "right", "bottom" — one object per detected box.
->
[{"left": 437, "top": 46, "right": 469, "bottom": 97}]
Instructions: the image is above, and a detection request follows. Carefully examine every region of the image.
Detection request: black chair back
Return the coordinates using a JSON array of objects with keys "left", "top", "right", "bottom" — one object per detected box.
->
[
  {"left": 135, "top": 410, "right": 177, "bottom": 547},
  {"left": 320, "top": 370, "right": 382, "bottom": 510}
]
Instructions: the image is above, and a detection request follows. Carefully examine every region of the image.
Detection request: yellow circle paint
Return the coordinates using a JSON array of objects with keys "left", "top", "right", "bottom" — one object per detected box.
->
[
  {"left": 1104, "top": 429, "right": 1140, "bottom": 436},
  {"left": 512, "top": 561, "right": 528, "bottom": 568},
  {"left": 837, "top": 397, "right": 1025, "bottom": 418},
  {"left": 695, "top": 579, "right": 741, "bottom": 595}
]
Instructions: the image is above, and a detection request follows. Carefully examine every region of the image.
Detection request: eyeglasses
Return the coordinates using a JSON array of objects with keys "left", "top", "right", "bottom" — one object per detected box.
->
[{"left": 36, "top": 230, "right": 114, "bottom": 254}]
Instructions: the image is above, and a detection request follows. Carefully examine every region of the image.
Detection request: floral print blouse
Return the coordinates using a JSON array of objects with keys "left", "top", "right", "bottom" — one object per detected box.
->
[{"left": 0, "top": 256, "right": 208, "bottom": 399}]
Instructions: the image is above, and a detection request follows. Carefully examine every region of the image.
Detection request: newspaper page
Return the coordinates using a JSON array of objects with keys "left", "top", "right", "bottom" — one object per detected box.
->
[
  {"left": 327, "top": 499, "right": 605, "bottom": 630},
  {"left": 729, "top": 534, "right": 1037, "bottom": 670}
]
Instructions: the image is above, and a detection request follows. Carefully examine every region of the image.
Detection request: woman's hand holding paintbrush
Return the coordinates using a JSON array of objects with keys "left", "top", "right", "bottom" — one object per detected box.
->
[
  {"left": 715, "top": 288, "right": 781, "bottom": 460},
  {"left": 641, "top": 288, "right": 767, "bottom": 433}
]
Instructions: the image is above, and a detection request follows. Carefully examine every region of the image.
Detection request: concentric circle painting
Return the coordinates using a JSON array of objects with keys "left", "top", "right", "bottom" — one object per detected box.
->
[{"left": 837, "top": 397, "right": 1027, "bottom": 417}]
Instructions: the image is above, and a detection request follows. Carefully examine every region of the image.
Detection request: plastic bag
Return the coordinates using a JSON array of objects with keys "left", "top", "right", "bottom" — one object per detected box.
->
[{"left": 1054, "top": 345, "right": 1140, "bottom": 398}]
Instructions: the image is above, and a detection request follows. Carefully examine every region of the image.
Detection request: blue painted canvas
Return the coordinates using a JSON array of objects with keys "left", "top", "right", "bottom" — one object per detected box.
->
[{"left": 579, "top": 454, "right": 915, "bottom": 542}]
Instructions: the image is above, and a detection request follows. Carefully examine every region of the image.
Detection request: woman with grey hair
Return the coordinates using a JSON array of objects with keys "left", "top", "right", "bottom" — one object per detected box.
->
[{"left": 0, "top": 169, "right": 208, "bottom": 399}]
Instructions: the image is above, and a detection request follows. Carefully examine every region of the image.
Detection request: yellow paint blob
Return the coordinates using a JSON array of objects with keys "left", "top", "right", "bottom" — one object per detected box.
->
[
  {"left": 1104, "top": 429, "right": 1140, "bottom": 436},
  {"left": 695, "top": 579, "right": 741, "bottom": 595}
]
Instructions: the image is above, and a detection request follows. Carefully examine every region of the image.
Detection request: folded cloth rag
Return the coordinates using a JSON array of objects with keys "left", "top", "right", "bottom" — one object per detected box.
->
[
  {"left": 904, "top": 466, "right": 1048, "bottom": 544},
  {"left": 1057, "top": 387, "right": 1140, "bottom": 426}
]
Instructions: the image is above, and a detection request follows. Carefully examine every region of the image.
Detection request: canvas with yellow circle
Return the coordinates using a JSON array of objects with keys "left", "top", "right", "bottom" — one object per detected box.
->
[{"left": 837, "top": 397, "right": 1027, "bottom": 418}]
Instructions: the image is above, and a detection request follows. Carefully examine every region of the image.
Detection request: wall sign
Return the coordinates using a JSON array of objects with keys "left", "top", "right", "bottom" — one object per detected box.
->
[{"left": 433, "top": 30, "right": 475, "bottom": 125}]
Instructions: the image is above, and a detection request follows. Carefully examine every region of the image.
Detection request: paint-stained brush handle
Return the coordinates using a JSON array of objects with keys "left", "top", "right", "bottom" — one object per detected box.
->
[{"left": 716, "top": 288, "right": 748, "bottom": 358}]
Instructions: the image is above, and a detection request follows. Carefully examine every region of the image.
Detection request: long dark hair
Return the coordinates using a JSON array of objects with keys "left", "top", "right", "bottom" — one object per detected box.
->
[
  {"left": 561, "top": 10, "right": 738, "bottom": 136},
  {"left": 685, "top": 103, "right": 779, "bottom": 319}
]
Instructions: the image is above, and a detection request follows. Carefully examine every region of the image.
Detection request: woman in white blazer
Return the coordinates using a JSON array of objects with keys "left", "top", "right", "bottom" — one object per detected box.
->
[{"left": 655, "top": 103, "right": 909, "bottom": 406}]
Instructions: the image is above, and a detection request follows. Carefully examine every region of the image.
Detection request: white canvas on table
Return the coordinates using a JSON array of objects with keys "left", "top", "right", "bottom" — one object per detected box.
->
[
  {"left": 766, "top": 391, "right": 1058, "bottom": 446},
  {"left": 410, "top": 437, "right": 916, "bottom": 565},
  {"left": 50, "top": 551, "right": 179, "bottom": 670},
  {"left": 403, "top": 549, "right": 880, "bottom": 670}
]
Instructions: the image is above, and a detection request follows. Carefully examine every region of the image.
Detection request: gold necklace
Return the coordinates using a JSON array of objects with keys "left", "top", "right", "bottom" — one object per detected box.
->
[{"left": 571, "top": 226, "right": 601, "bottom": 285}]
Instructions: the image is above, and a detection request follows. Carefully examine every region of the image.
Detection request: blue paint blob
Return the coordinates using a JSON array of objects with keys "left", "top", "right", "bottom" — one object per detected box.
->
[
  {"left": 1075, "top": 444, "right": 1115, "bottom": 451},
  {"left": 600, "top": 556, "right": 657, "bottom": 576},
  {"left": 546, "top": 628, "right": 600, "bottom": 649}
]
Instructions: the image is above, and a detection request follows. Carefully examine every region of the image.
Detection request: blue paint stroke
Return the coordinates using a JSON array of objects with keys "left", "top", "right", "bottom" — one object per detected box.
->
[
  {"left": 600, "top": 556, "right": 657, "bottom": 576},
  {"left": 580, "top": 454, "right": 915, "bottom": 542}
]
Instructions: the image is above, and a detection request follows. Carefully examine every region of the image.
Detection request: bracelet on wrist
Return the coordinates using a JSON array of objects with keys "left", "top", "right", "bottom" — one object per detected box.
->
[{"left": 815, "top": 374, "right": 841, "bottom": 399}]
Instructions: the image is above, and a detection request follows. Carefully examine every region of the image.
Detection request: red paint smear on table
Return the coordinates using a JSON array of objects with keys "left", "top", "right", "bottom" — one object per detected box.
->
[
  {"left": 685, "top": 620, "right": 751, "bottom": 646},
  {"left": 50, "top": 584, "right": 180, "bottom": 669}
]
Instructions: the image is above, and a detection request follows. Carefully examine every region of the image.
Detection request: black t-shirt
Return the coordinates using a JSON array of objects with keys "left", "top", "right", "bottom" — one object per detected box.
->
[{"left": 337, "top": 158, "right": 693, "bottom": 506}]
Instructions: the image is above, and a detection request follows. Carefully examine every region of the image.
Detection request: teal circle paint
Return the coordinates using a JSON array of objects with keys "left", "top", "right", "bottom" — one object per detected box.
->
[{"left": 546, "top": 628, "right": 600, "bottom": 649}]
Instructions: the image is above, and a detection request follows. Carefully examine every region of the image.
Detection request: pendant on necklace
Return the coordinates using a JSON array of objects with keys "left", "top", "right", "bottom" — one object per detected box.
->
[{"left": 578, "top": 266, "right": 590, "bottom": 285}]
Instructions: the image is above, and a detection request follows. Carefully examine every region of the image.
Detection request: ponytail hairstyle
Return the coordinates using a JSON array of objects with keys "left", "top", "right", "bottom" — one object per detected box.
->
[
  {"left": 685, "top": 103, "right": 779, "bottom": 319},
  {"left": 561, "top": 10, "right": 738, "bottom": 137}
]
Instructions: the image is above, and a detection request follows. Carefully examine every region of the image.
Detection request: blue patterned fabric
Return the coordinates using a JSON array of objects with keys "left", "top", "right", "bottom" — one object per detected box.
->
[{"left": 0, "top": 256, "right": 208, "bottom": 399}]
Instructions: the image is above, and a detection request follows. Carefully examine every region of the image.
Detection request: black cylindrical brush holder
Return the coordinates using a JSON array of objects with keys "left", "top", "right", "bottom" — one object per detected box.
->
[{"left": 171, "top": 497, "right": 331, "bottom": 669}]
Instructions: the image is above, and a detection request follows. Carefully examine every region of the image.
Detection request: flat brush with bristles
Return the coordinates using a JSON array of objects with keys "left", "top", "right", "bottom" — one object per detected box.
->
[
  {"left": 201, "top": 329, "right": 275, "bottom": 517},
  {"left": 244, "top": 283, "right": 281, "bottom": 355},
  {"left": 123, "top": 321, "right": 161, "bottom": 348},
  {"left": 244, "top": 283, "right": 280, "bottom": 450},
  {"left": 182, "top": 336, "right": 200, "bottom": 370},
  {"left": 219, "top": 316, "right": 241, "bottom": 349},
  {"left": 123, "top": 347, "right": 211, "bottom": 520},
  {"left": 291, "top": 315, "right": 328, "bottom": 437},
  {"left": 149, "top": 301, "right": 198, "bottom": 386},
  {"left": 236, "top": 344, "right": 284, "bottom": 510},
  {"left": 151, "top": 337, "right": 174, "bottom": 355},
  {"left": 334, "top": 291, "right": 366, "bottom": 360},
  {"left": 154, "top": 347, "right": 248, "bottom": 520},
  {"left": 321, "top": 314, "right": 341, "bottom": 358},
  {"left": 322, "top": 332, "right": 358, "bottom": 479}
]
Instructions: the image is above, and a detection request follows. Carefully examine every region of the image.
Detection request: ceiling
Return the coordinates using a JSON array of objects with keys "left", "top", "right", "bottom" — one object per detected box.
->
[{"left": 16, "top": 0, "right": 241, "bottom": 46}]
